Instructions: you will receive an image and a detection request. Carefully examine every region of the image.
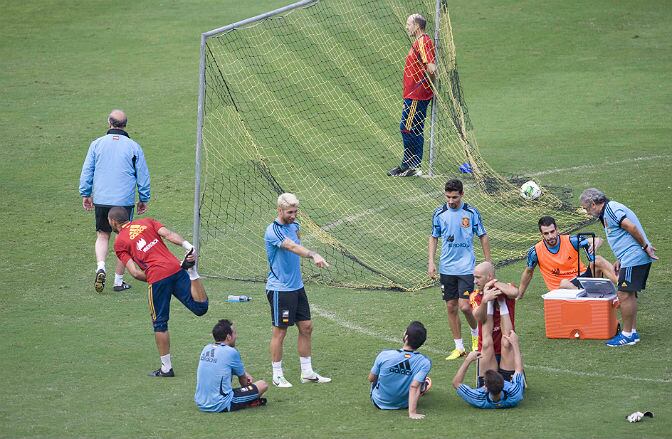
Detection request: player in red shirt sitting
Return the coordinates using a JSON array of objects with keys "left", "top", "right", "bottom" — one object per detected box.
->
[
  {"left": 469, "top": 261, "right": 521, "bottom": 387},
  {"left": 388, "top": 13, "right": 437, "bottom": 177},
  {"left": 108, "top": 207, "right": 209, "bottom": 377}
]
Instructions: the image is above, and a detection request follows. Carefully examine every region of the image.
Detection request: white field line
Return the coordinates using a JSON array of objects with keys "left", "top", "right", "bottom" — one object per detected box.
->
[
  {"left": 311, "top": 304, "right": 672, "bottom": 384},
  {"left": 526, "top": 154, "right": 672, "bottom": 177},
  {"left": 321, "top": 154, "right": 670, "bottom": 231}
]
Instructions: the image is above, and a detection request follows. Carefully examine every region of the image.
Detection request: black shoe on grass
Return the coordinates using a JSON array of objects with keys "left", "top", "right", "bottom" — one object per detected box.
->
[
  {"left": 148, "top": 368, "right": 175, "bottom": 377},
  {"left": 113, "top": 282, "right": 132, "bottom": 292}
]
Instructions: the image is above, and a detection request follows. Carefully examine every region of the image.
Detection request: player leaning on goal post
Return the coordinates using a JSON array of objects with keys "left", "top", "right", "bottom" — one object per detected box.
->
[
  {"left": 108, "top": 207, "right": 208, "bottom": 377},
  {"left": 387, "top": 13, "right": 436, "bottom": 177},
  {"left": 428, "top": 179, "right": 491, "bottom": 360},
  {"left": 580, "top": 188, "right": 657, "bottom": 347},
  {"left": 264, "top": 193, "right": 331, "bottom": 387}
]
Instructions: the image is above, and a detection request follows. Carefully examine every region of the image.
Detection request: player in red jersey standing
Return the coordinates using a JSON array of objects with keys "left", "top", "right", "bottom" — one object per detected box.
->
[
  {"left": 388, "top": 13, "right": 436, "bottom": 177},
  {"left": 108, "top": 207, "right": 209, "bottom": 377}
]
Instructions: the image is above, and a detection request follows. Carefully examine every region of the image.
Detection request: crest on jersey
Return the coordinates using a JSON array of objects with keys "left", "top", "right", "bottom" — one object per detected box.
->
[
  {"left": 129, "top": 225, "right": 147, "bottom": 239},
  {"left": 461, "top": 217, "right": 470, "bottom": 228}
]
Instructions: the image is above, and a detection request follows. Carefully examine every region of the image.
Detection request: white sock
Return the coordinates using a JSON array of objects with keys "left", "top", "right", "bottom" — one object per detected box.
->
[
  {"left": 187, "top": 267, "right": 200, "bottom": 281},
  {"left": 470, "top": 327, "right": 478, "bottom": 337},
  {"left": 300, "top": 356, "right": 314, "bottom": 376},
  {"left": 160, "top": 354, "right": 172, "bottom": 373},
  {"left": 622, "top": 331, "right": 632, "bottom": 337},
  {"left": 487, "top": 301, "right": 494, "bottom": 315},
  {"left": 114, "top": 273, "right": 124, "bottom": 287},
  {"left": 454, "top": 339, "right": 464, "bottom": 351},
  {"left": 498, "top": 299, "right": 509, "bottom": 315},
  {"left": 97, "top": 261, "right": 106, "bottom": 271},
  {"left": 631, "top": 327, "right": 637, "bottom": 334},
  {"left": 272, "top": 361, "right": 283, "bottom": 379}
]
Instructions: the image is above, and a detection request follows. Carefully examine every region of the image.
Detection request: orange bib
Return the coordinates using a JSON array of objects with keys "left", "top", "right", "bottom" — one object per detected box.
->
[{"left": 535, "top": 235, "right": 586, "bottom": 291}]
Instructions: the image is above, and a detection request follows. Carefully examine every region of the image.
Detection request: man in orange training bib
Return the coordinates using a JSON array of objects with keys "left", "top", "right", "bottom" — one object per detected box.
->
[{"left": 517, "top": 216, "right": 616, "bottom": 298}]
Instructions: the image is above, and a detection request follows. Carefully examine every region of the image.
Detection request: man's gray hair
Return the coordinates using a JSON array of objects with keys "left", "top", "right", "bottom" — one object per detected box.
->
[{"left": 580, "top": 188, "right": 607, "bottom": 205}]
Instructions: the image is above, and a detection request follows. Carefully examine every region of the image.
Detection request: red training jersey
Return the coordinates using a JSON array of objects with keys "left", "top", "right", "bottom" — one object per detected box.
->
[
  {"left": 469, "top": 289, "right": 516, "bottom": 355},
  {"left": 114, "top": 218, "right": 182, "bottom": 284},
  {"left": 403, "top": 33, "right": 436, "bottom": 101}
]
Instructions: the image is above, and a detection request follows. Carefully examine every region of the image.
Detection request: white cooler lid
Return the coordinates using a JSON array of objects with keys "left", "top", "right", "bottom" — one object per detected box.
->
[{"left": 542, "top": 289, "right": 587, "bottom": 300}]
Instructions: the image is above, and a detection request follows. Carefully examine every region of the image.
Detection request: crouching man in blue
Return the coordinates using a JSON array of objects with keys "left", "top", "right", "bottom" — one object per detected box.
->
[
  {"left": 452, "top": 326, "right": 525, "bottom": 409},
  {"left": 195, "top": 319, "right": 269, "bottom": 412},
  {"left": 368, "top": 321, "right": 433, "bottom": 419}
]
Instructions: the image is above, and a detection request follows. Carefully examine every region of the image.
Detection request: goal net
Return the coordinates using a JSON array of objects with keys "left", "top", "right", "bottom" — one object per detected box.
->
[{"left": 194, "top": 0, "right": 590, "bottom": 291}]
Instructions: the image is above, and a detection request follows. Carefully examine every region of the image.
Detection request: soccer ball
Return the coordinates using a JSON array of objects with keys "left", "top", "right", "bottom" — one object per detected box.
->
[{"left": 520, "top": 180, "right": 542, "bottom": 200}]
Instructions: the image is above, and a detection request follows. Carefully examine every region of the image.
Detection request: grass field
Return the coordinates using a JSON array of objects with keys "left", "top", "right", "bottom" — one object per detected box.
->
[{"left": 1, "top": 0, "right": 671, "bottom": 438}]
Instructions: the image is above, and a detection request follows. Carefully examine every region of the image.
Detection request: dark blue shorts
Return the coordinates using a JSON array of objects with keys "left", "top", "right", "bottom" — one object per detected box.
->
[{"left": 149, "top": 269, "right": 208, "bottom": 332}]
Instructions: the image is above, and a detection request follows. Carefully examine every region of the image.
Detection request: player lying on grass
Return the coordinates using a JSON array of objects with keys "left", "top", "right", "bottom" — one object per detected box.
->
[
  {"left": 469, "top": 261, "right": 519, "bottom": 387},
  {"left": 368, "top": 321, "right": 433, "bottom": 419},
  {"left": 518, "top": 216, "right": 617, "bottom": 298},
  {"left": 108, "top": 207, "right": 208, "bottom": 377},
  {"left": 195, "top": 319, "right": 268, "bottom": 412},
  {"left": 453, "top": 304, "right": 525, "bottom": 409}
]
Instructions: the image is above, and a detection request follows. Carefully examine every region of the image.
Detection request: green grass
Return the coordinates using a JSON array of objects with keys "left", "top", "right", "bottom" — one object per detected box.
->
[{"left": 1, "top": 0, "right": 671, "bottom": 438}]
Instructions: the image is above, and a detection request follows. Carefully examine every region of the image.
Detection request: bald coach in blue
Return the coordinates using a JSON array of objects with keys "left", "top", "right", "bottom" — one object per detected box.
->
[{"left": 580, "top": 188, "right": 658, "bottom": 347}]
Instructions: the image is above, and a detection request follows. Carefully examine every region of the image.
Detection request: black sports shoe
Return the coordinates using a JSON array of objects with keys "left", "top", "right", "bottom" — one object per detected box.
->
[
  {"left": 148, "top": 367, "right": 175, "bottom": 377},
  {"left": 181, "top": 248, "right": 195, "bottom": 269},
  {"left": 250, "top": 397, "right": 268, "bottom": 407},
  {"left": 387, "top": 166, "right": 403, "bottom": 176},
  {"left": 94, "top": 269, "right": 106, "bottom": 293},
  {"left": 398, "top": 167, "right": 422, "bottom": 177},
  {"left": 113, "top": 282, "right": 132, "bottom": 292}
]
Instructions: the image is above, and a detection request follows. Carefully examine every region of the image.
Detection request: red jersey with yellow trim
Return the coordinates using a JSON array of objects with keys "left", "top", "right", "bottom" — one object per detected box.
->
[
  {"left": 535, "top": 234, "right": 586, "bottom": 291},
  {"left": 403, "top": 34, "right": 436, "bottom": 101},
  {"left": 469, "top": 289, "right": 516, "bottom": 355},
  {"left": 114, "top": 218, "right": 181, "bottom": 284}
]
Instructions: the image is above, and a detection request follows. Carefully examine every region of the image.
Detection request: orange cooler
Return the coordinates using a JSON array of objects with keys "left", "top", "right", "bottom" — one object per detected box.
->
[{"left": 542, "top": 289, "right": 619, "bottom": 339}]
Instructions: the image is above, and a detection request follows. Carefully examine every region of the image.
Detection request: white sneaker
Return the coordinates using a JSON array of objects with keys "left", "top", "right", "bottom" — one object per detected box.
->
[
  {"left": 300, "top": 372, "right": 332, "bottom": 384},
  {"left": 272, "top": 376, "right": 293, "bottom": 388}
]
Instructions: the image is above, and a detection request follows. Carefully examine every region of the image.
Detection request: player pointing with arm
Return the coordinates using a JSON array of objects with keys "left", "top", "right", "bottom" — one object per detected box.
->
[{"left": 265, "top": 193, "right": 331, "bottom": 388}]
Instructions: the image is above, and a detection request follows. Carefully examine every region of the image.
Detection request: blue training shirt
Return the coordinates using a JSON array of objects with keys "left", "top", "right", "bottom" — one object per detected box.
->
[
  {"left": 194, "top": 343, "right": 245, "bottom": 412},
  {"left": 370, "top": 349, "right": 432, "bottom": 410},
  {"left": 265, "top": 220, "right": 304, "bottom": 291},
  {"left": 457, "top": 372, "right": 525, "bottom": 409},
  {"left": 431, "top": 202, "right": 487, "bottom": 275},
  {"left": 527, "top": 235, "right": 595, "bottom": 268},
  {"left": 79, "top": 129, "right": 151, "bottom": 206},
  {"left": 600, "top": 200, "right": 653, "bottom": 268}
]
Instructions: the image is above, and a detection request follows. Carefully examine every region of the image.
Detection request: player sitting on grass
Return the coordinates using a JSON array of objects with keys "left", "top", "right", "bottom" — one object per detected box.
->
[
  {"left": 195, "top": 319, "right": 268, "bottom": 412},
  {"left": 368, "top": 321, "right": 433, "bottom": 420},
  {"left": 452, "top": 310, "right": 525, "bottom": 409}
]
